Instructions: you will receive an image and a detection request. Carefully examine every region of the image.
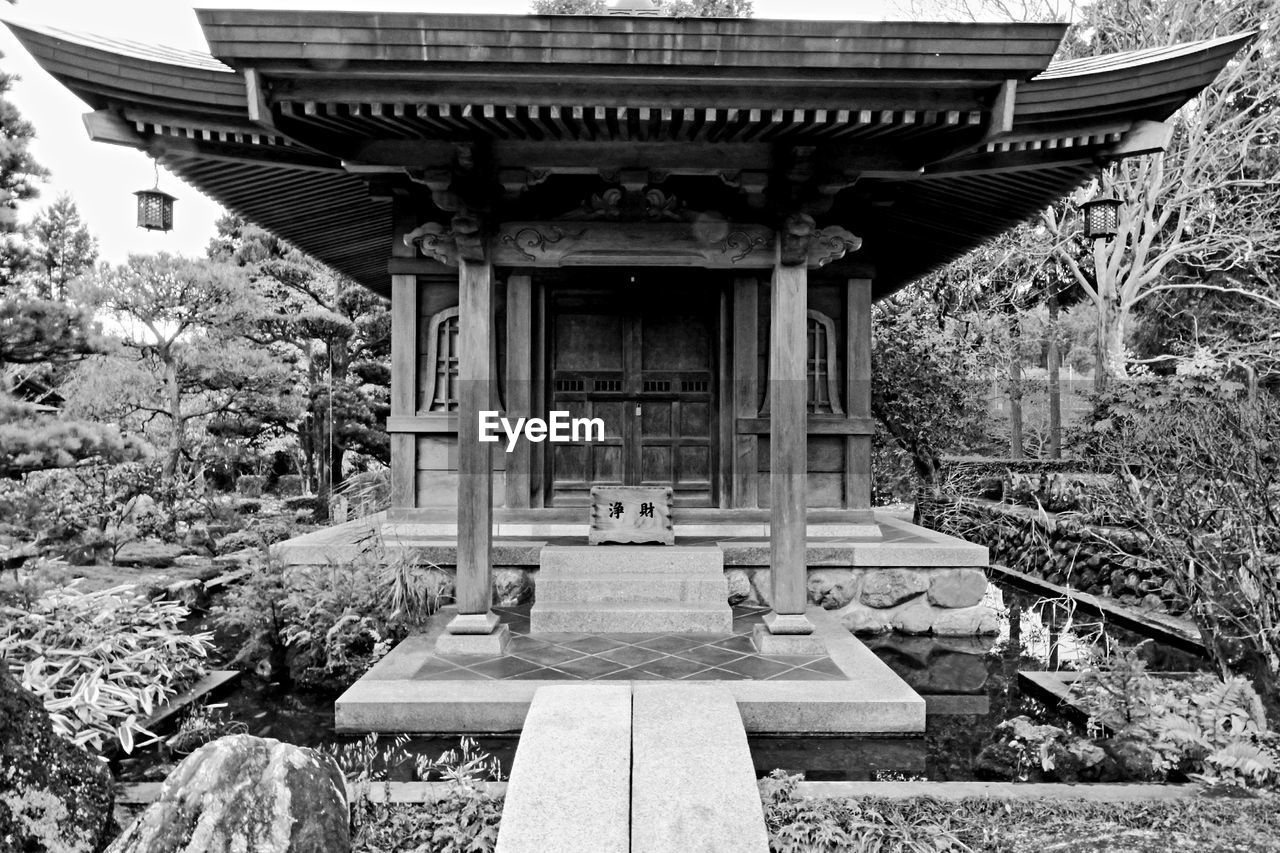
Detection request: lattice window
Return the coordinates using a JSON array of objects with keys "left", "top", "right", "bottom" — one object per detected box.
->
[
  {"left": 422, "top": 306, "right": 460, "bottom": 412},
  {"left": 807, "top": 310, "right": 844, "bottom": 415}
]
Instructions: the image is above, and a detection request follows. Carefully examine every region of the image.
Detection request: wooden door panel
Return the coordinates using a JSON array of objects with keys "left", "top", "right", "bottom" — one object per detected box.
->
[
  {"left": 548, "top": 281, "right": 717, "bottom": 508},
  {"left": 678, "top": 446, "right": 712, "bottom": 485}
]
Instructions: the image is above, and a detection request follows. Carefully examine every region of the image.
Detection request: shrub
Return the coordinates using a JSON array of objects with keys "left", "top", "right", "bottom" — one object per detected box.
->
[
  {"left": 1079, "top": 378, "right": 1280, "bottom": 709},
  {"left": 0, "top": 583, "right": 215, "bottom": 752},
  {"left": 327, "top": 735, "right": 504, "bottom": 853},
  {"left": 211, "top": 537, "right": 451, "bottom": 690},
  {"left": 1069, "top": 648, "right": 1279, "bottom": 788}
]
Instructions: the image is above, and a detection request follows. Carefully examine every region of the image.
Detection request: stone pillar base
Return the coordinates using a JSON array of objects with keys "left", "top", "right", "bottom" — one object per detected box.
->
[
  {"left": 436, "top": 624, "right": 511, "bottom": 656},
  {"left": 753, "top": 612, "right": 826, "bottom": 655},
  {"left": 446, "top": 612, "right": 502, "bottom": 635}
]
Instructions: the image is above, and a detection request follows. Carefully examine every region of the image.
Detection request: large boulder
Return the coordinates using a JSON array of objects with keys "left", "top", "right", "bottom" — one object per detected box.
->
[
  {"left": 926, "top": 568, "right": 988, "bottom": 609},
  {"left": 860, "top": 569, "right": 928, "bottom": 609},
  {"left": 107, "top": 734, "right": 349, "bottom": 853},
  {"left": 806, "top": 571, "right": 858, "bottom": 609},
  {"left": 0, "top": 666, "right": 114, "bottom": 853}
]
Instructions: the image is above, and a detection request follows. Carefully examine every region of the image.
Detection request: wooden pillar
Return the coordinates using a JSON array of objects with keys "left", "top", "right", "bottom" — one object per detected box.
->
[
  {"left": 389, "top": 274, "right": 418, "bottom": 509},
  {"left": 731, "top": 277, "right": 759, "bottom": 507},
  {"left": 767, "top": 247, "right": 810, "bottom": 630},
  {"left": 449, "top": 257, "right": 499, "bottom": 633},
  {"left": 844, "top": 277, "right": 872, "bottom": 511},
  {"left": 505, "top": 273, "right": 533, "bottom": 509}
]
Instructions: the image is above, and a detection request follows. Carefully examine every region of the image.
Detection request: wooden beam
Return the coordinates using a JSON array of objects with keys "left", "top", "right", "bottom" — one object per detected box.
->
[
  {"left": 390, "top": 272, "right": 418, "bottom": 509},
  {"left": 717, "top": 285, "right": 734, "bottom": 509},
  {"left": 455, "top": 258, "right": 495, "bottom": 617},
  {"left": 492, "top": 222, "right": 776, "bottom": 268},
  {"left": 844, "top": 278, "right": 873, "bottom": 511},
  {"left": 82, "top": 110, "right": 146, "bottom": 147},
  {"left": 505, "top": 273, "right": 533, "bottom": 509},
  {"left": 1098, "top": 119, "right": 1174, "bottom": 160},
  {"left": 988, "top": 79, "right": 1017, "bottom": 139},
  {"left": 732, "top": 277, "right": 759, "bottom": 508},
  {"left": 769, "top": 247, "right": 808, "bottom": 619}
]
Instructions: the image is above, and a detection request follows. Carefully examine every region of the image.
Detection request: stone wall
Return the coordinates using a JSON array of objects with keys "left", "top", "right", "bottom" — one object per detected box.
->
[
  {"left": 482, "top": 564, "right": 998, "bottom": 636},
  {"left": 917, "top": 495, "right": 1173, "bottom": 612}
]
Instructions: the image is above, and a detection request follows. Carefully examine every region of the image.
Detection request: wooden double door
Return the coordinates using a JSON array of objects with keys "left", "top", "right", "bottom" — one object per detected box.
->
[{"left": 547, "top": 280, "right": 717, "bottom": 507}]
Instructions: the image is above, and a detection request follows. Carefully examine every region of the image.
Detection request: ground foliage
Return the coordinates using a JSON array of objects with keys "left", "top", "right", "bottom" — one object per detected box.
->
[
  {"left": 0, "top": 583, "right": 214, "bottom": 752},
  {"left": 1068, "top": 650, "right": 1278, "bottom": 787},
  {"left": 761, "top": 772, "right": 1280, "bottom": 852},
  {"left": 323, "top": 735, "right": 504, "bottom": 853}
]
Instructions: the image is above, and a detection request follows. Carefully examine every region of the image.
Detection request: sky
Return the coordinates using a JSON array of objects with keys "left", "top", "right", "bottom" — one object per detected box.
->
[{"left": 0, "top": 0, "right": 904, "bottom": 264}]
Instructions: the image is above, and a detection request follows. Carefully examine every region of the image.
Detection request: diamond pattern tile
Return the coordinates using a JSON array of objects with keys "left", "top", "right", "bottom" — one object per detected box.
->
[
  {"left": 408, "top": 604, "right": 846, "bottom": 683},
  {"left": 551, "top": 655, "right": 628, "bottom": 679}
]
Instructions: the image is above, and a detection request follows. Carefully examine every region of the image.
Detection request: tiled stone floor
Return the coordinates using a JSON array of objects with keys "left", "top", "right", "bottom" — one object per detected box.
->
[{"left": 412, "top": 604, "right": 846, "bottom": 682}]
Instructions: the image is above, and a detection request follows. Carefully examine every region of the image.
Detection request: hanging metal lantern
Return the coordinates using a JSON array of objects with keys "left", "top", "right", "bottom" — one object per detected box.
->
[
  {"left": 1080, "top": 195, "right": 1120, "bottom": 240},
  {"left": 135, "top": 160, "right": 175, "bottom": 232},
  {"left": 134, "top": 188, "right": 176, "bottom": 232}
]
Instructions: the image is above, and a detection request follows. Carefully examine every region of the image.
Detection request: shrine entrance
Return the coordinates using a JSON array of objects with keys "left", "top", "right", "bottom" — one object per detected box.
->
[{"left": 546, "top": 273, "right": 719, "bottom": 508}]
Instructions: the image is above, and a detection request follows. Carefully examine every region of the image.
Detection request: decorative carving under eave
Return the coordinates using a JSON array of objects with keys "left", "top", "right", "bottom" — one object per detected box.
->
[
  {"left": 500, "top": 225, "right": 587, "bottom": 262},
  {"left": 404, "top": 221, "right": 457, "bottom": 266},
  {"left": 558, "top": 186, "right": 684, "bottom": 222},
  {"left": 492, "top": 221, "right": 775, "bottom": 268},
  {"left": 779, "top": 213, "right": 816, "bottom": 266},
  {"left": 807, "top": 226, "right": 863, "bottom": 268},
  {"left": 403, "top": 211, "right": 488, "bottom": 266}
]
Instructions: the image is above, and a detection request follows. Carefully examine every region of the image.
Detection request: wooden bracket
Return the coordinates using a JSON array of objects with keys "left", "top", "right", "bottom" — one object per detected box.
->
[{"left": 779, "top": 213, "right": 816, "bottom": 266}]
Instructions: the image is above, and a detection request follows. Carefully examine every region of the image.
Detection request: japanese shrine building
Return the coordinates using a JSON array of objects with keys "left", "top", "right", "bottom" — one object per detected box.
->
[{"left": 9, "top": 10, "right": 1243, "bottom": 659}]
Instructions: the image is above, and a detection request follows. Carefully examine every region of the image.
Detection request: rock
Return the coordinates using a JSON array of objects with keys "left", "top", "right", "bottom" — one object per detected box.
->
[
  {"left": 975, "top": 716, "right": 1101, "bottom": 783},
  {"left": 932, "top": 604, "right": 1001, "bottom": 636},
  {"left": 889, "top": 598, "right": 936, "bottom": 635},
  {"left": 113, "top": 541, "right": 185, "bottom": 569},
  {"left": 108, "top": 734, "right": 349, "bottom": 853},
  {"left": 860, "top": 569, "right": 928, "bottom": 608},
  {"left": 724, "top": 570, "right": 752, "bottom": 605},
  {"left": 494, "top": 569, "right": 532, "bottom": 606},
  {"left": 927, "top": 568, "right": 988, "bottom": 609},
  {"left": 163, "top": 579, "right": 208, "bottom": 610},
  {"left": 806, "top": 570, "right": 858, "bottom": 609},
  {"left": 1139, "top": 593, "right": 1164, "bottom": 611},
  {"left": 0, "top": 667, "right": 114, "bottom": 853},
  {"left": 838, "top": 604, "right": 892, "bottom": 635}
]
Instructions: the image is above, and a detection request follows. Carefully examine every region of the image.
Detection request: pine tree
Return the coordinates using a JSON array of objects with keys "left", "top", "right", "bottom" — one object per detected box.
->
[
  {"left": 24, "top": 194, "right": 98, "bottom": 300},
  {"left": 0, "top": 6, "right": 140, "bottom": 477}
]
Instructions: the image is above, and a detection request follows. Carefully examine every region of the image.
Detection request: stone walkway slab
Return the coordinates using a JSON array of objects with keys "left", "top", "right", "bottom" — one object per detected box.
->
[
  {"left": 632, "top": 684, "right": 769, "bottom": 853},
  {"left": 495, "top": 684, "right": 632, "bottom": 853}
]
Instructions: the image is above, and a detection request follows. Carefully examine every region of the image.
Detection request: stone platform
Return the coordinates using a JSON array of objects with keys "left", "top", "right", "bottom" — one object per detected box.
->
[
  {"left": 278, "top": 512, "right": 994, "bottom": 638},
  {"left": 335, "top": 604, "right": 924, "bottom": 735}
]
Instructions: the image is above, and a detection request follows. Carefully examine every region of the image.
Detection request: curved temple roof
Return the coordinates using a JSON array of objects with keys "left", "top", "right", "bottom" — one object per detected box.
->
[{"left": 4, "top": 12, "right": 1251, "bottom": 297}]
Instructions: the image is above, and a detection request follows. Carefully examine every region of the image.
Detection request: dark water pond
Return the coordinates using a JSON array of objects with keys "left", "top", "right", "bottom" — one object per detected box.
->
[{"left": 115, "top": 582, "right": 1206, "bottom": 784}]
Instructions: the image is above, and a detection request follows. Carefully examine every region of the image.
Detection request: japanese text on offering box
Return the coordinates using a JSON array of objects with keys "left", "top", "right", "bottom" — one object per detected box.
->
[{"left": 588, "top": 486, "right": 674, "bottom": 545}]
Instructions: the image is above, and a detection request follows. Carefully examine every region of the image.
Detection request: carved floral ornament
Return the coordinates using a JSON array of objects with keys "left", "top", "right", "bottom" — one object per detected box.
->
[{"left": 405, "top": 218, "right": 861, "bottom": 269}]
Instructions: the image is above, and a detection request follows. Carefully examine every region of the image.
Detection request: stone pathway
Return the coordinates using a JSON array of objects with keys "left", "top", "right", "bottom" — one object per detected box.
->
[{"left": 495, "top": 683, "right": 769, "bottom": 853}]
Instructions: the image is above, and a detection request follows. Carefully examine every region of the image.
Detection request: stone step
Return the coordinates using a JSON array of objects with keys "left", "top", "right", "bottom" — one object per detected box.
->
[
  {"left": 539, "top": 545, "right": 724, "bottom": 576},
  {"left": 495, "top": 685, "right": 631, "bottom": 853},
  {"left": 531, "top": 601, "right": 733, "bottom": 634},
  {"left": 536, "top": 574, "right": 728, "bottom": 605},
  {"left": 632, "top": 684, "right": 770, "bottom": 853}
]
